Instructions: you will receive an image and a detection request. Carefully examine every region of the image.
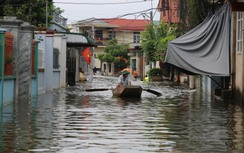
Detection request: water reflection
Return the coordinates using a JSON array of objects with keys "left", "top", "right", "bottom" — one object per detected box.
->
[{"left": 0, "top": 76, "right": 243, "bottom": 152}]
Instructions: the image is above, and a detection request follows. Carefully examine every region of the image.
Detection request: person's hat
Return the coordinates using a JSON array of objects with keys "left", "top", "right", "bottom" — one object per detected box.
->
[{"left": 122, "top": 70, "right": 129, "bottom": 75}]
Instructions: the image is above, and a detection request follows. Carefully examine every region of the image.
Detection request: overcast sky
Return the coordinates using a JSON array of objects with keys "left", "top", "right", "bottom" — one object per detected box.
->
[{"left": 53, "top": 0, "right": 160, "bottom": 23}]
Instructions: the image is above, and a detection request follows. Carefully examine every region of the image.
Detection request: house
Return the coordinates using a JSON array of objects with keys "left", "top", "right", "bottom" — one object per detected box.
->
[
  {"left": 35, "top": 13, "right": 97, "bottom": 94},
  {"left": 69, "top": 18, "right": 151, "bottom": 78},
  {"left": 230, "top": 0, "right": 244, "bottom": 103}
]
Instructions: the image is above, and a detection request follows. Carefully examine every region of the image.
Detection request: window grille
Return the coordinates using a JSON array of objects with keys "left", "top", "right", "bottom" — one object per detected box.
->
[
  {"left": 109, "top": 31, "right": 116, "bottom": 40},
  {"left": 95, "top": 30, "right": 103, "bottom": 39},
  {"left": 133, "top": 32, "right": 140, "bottom": 44},
  {"left": 237, "top": 12, "right": 243, "bottom": 53}
]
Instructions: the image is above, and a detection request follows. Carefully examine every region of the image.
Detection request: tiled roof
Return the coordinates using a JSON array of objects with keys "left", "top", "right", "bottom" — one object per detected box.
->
[{"left": 101, "top": 18, "right": 150, "bottom": 31}]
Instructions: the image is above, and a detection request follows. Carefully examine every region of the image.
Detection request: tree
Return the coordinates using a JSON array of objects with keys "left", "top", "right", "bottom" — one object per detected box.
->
[
  {"left": 177, "top": 0, "right": 211, "bottom": 36},
  {"left": 141, "top": 24, "right": 157, "bottom": 62},
  {"left": 141, "top": 21, "right": 176, "bottom": 62},
  {"left": 97, "top": 39, "right": 129, "bottom": 72},
  {"left": 0, "top": 0, "right": 62, "bottom": 27}
]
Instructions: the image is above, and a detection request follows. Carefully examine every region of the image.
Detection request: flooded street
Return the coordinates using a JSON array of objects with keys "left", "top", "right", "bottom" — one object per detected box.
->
[{"left": 1, "top": 76, "right": 244, "bottom": 153}]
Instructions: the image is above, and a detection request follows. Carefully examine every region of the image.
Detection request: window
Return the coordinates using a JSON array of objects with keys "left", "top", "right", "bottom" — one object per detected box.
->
[
  {"left": 53, "top": 48, "right": 59, "bottom": 69},
  {"left": 133, "top": 32, "right": 140, "bottom": 44},
  {"left": 237, "top": 12, "right": 243, "bottom": 53},
  {"left": 95, "top": 30, "right": 103, "bottom": 40},
  {"left": 109, "top": 31, "right": 116, "bottom": 40}
]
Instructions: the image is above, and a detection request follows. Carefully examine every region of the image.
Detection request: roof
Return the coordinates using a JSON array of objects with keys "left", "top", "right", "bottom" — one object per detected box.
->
[
  {"left": 76, "top": 18, "right": 118, "bottom": 28},
  {"left": 101, "top": 18, "right": 150, "bottom": 31}
]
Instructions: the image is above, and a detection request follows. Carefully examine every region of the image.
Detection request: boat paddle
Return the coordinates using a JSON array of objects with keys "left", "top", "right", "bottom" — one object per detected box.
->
[
  {"left": 142, "top": 88, "right": 162, "bottom": 97},
  {"left": 85, "top": 88, "right": 111, "bottom": 92},
  {"left": 85, "top": 87, "right": 162, "bottom": 97}
]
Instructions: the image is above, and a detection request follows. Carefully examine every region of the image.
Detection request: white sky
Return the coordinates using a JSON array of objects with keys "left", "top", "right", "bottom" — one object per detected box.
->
[{"left": 53, "top": 0, "right": 160, "bottom": 23}]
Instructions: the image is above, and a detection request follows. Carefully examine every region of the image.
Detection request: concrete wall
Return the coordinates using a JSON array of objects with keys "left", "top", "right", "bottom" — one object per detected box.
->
[
  {"left": 35, "top": 31, "right": 68, "bottom": 93},
  {"left": 45, "top": 34, "right": 54, "bottom": 91},
  {"left": 0, "top": 17, "right": 37, "bottom": 102},
  {"left": 53, "top": 34, "right": 67, "bottom": 87},
  {"left": 35, "top": 32, "right": 56, "bottom": 93},
  {"left": 35, "top": 33, "right": 46, "bottom": 94},
  {"left": 232, "top": 12, "right": 244, "bottom": 103}
]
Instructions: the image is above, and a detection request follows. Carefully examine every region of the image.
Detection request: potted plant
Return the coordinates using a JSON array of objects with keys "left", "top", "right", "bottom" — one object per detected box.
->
[{"left": 148, "top": 68, "right": 163, "bottom": 81}]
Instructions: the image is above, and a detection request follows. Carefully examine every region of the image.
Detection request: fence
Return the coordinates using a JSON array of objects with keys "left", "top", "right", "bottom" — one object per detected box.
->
[{"left": 0, "top": 30, "right": 38, "bottom": 106}]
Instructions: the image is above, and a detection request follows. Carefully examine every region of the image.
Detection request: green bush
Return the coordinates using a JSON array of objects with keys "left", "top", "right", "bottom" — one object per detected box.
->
[{"left": 148, "top": 68, "right": 163, "bottom": 76}]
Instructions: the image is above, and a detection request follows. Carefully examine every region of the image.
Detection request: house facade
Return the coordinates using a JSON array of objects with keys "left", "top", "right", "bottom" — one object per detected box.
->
[
  {"left": 35, "top": 13, "right": 97, "bottom": 94},
  {"left": 230, "top": 0, "right": 244, "bottom": 103},
  {"left": 69, "top": 18, "right": 150, "bottom": 78}
]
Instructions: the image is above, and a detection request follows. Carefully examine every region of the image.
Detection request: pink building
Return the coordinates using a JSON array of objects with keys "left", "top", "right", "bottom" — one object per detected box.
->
[{"left": 158, "top": 0, "right": 180, "bottom": 23}]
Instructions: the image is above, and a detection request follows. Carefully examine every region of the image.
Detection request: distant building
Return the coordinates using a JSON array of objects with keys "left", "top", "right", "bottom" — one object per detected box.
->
[
  {"left": 70, "top": 18, "right": 151, "bottom": 77},
  {"left": 158, "top": 0, "right": 180, "bottom": 23}
]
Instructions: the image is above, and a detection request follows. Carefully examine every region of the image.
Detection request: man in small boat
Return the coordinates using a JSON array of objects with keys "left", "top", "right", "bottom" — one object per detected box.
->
[{"left": 117, "top": 70, "right": 131, "bottom": 87}]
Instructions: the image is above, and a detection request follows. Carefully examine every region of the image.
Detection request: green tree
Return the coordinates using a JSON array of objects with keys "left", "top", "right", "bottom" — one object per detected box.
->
[
  {"left": 141, "top": 21, "right": 176, "bottom": 62},
  {"left": 0, "top": 0, "right": 62, "bottom": 27},
  {"left": 177, "top": 0, "right": 211, "bottom": 36},
  {"left": 97, "top": 39, "right": 129, "bottom": 72}
]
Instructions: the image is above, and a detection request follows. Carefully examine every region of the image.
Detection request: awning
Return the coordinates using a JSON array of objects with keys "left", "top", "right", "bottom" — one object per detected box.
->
[
  {"left": 85, "top": 36, "right": 97, "bottom": 47},
  {"left": 66, "top": 33, "right": 97, "bottom": 47},
  {"left": 164, "top": 3, "right": 231, "bottom": 76},
  {"left": 57, "top": 32, "right": 97, "bottom": 47}
]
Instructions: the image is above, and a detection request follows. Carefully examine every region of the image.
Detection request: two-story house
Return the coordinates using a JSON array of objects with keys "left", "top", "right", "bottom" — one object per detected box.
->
[{"left": 70, "top": 18, "right": 150, "bottom": 77}]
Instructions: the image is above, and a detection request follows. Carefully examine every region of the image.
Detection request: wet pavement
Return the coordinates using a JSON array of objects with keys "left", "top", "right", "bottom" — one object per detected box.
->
[{"left": 0, "top": 76, "right": 244, "bottom": 153}]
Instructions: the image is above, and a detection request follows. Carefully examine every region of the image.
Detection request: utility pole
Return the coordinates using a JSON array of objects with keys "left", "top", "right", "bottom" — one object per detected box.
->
[
  {"left": 46, "top": 0, "right": 48, "bottom": 27},
  {"left": 143, "top": 0, "right": 154, "bottom": 79},
  {"left": 150, "top": 0, "right": 153, "bottom": 23}
]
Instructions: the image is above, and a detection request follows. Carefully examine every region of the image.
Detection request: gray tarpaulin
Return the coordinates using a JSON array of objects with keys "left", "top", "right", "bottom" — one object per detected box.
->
[{"left": 164, "top": 3, "right": 231, "bottom": 76}]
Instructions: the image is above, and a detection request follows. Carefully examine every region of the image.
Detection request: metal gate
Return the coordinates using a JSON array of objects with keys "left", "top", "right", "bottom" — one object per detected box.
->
[{"left": 66, "top": 57, "right": 76, "bottom": 86}]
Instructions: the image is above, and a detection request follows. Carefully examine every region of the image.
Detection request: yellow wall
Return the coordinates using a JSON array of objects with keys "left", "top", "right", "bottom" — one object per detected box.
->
[{"left": 233, "top": 12, "right": 244, "bottom": 102}]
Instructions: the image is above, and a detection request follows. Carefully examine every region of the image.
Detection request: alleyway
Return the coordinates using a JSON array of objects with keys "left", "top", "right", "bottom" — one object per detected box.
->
[{"left": 0, "top": 76, "right": 243, "bottom": 153}]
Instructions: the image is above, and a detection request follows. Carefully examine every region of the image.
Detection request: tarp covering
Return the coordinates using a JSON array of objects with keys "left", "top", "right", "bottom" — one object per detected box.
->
[{"left": 164, "top": 3, "right": 231, "bottom": 76}]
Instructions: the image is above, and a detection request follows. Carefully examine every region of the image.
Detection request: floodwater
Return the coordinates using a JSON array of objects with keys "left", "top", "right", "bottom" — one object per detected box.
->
[{"left": 0, "top": 76, "right": 244, "bottom": 153}]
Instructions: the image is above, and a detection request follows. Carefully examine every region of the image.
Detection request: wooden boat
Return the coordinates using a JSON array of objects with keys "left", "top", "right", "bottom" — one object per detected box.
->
[
  {"left": 85, "top": 85, "right": 161, "bottom": 97},
  {"left": 112, "top": 85, "right": 142, "bottom": 98}
]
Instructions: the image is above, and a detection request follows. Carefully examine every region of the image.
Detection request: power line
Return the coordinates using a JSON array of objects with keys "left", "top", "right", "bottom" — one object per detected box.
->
[{"left": 54, "top": 0, "right": 152, "bottom": 5}]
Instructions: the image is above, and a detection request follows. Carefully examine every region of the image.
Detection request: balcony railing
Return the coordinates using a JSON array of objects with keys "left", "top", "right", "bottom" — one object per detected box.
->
[{"left": 94, "top": 37, "right": 110, "bottom": 46}]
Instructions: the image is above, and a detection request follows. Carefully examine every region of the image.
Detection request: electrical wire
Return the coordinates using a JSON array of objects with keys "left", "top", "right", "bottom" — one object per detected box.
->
[
  {"left": 73, "top": 7, "right": 156, "bottom": 26},
  {"left": 54, "top": 0, "right": 153, "bottom": 5}
]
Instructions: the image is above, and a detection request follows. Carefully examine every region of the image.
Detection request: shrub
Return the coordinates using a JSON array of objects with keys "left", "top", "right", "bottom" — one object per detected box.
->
[{"left": 148, "top": 68, "right": 163, "bottom": 76}]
